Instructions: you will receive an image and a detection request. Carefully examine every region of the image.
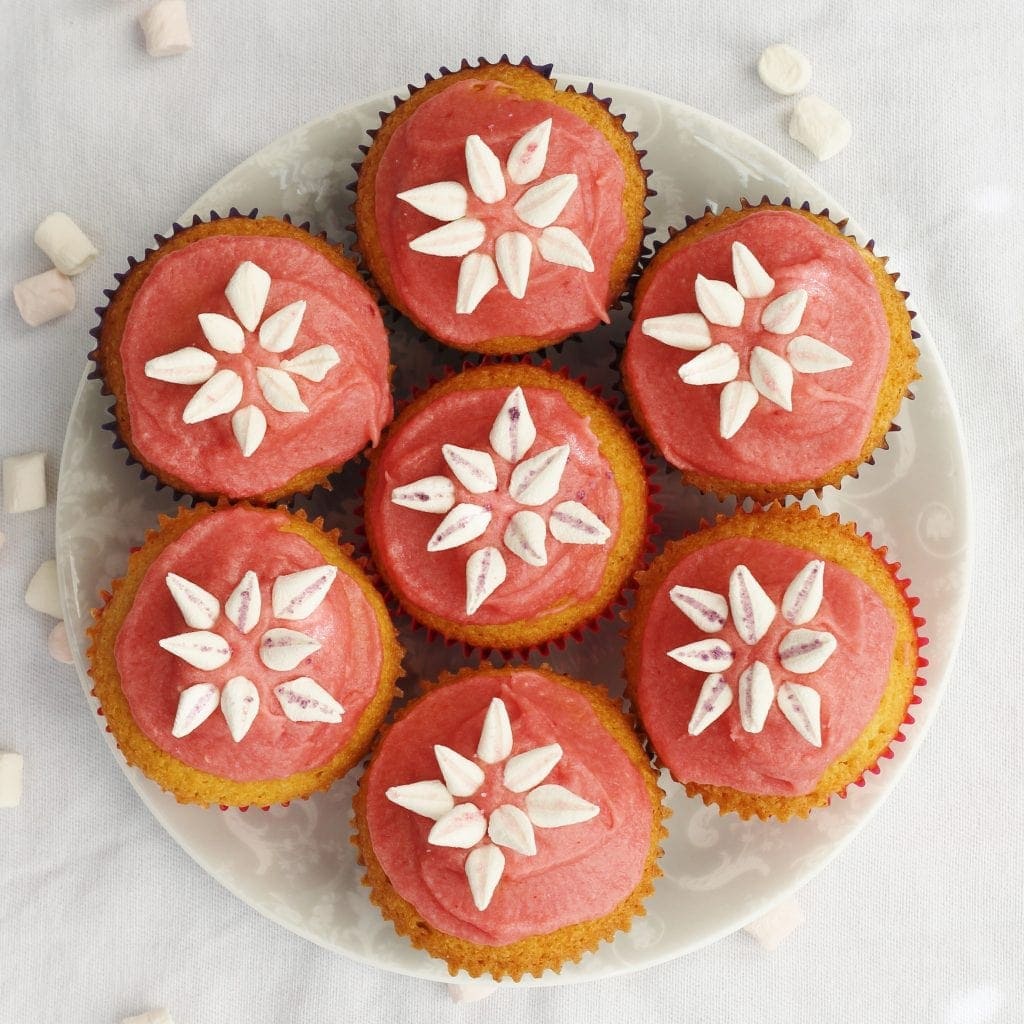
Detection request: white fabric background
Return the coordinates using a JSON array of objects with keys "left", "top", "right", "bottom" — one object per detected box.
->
[{"left": 1, "top": 2, "right": 1021, "bottom": 1022}]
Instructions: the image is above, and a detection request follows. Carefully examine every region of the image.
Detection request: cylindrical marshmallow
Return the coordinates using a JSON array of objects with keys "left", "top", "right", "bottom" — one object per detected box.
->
[
  {"left": 0, "top": 752, "right": 24, "bottom": 809},
  {"left": 448, "top": 982, "right": 499, "bottom": 1004},
  {"left": 3, "top": 451, "right": 47, "bottom": 513},
  {"left": 743, "top": 896, "right": 806, "bottom": 951},
  {"left": 13, "top": 269, "right": 75, "bottom": 327},
  {"left": 139, "top": 0, "right": 193, "bottom": 58},
  {"left": 789, "top": 96, "right": 852, "bottom": 161},
  {"left": 34, "top": 212, "right": 99, "bottom": 276},
  {"left": 757, "top": 43, "right": 812, "bottom": 95},
  {"left": 26, "top": 560, "right": 63, "bottom": 619},
  {"left": 122, "top": 1011, "right": 176, "bottom": 1024}
]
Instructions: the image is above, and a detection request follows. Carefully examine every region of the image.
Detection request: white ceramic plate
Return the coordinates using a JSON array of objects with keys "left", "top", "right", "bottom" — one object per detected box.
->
[{"left": 55, "top": 77, "right": 971, "bottom": 986}]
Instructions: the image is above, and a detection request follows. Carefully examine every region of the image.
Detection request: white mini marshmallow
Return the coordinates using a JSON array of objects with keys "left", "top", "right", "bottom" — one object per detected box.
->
[
  {"left": 13, "top": 269, "right": 75, "bottom": 327},
  {"left": 3, "top": 451, "right": 47, "bottom": 513},
  {"left": 121, "top": 1011, "right": 176, "bottom": 1024},
  {"left": 26, "top": 560, "right": 62, "bottom": 619},
  {"left": 34, "top": 213, "right": 99, "bottom": 276},
  {"left": 757, "top": 43, "right": 812, "bottom": 95},
  {"left": 447, "top": 982, "right": 499, "bottom": 1004},
  {"left": 139, "top": 0, "right": 192, "bottom": 58},
  {"left": 789, "top": 96, "right": 852, "bottom": 161},
  {"left": 0, "top": 752, "right": 24, "bottom": 809},
  {"left": 743, "top": 896, "right": 805, "bottom": 951},
  {"left": 48, "top": 622, "right": 74, "bottom": 665}
]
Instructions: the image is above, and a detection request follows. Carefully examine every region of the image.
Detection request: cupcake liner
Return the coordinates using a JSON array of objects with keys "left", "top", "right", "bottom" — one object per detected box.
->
[
  {"left": 618, "top": 197, "right": 920, "bottom": 505},
  {"left": 622, "top": 502, "right": 928, "bottom": 822}
]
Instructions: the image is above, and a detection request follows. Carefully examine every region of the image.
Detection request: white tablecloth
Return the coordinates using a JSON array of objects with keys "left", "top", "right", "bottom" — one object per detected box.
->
[{"left": 1, "top": 2, "right": 1020, "bottom": 1022}]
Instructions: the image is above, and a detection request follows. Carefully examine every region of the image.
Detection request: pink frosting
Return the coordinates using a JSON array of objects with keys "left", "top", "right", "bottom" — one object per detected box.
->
[
  {"left": 634, "top": 536, "right": 897, "bottom": 795},
  {"left": 364, "top": 670, "right": 653, "bottom": 946},
  {"left": 367, "top": 385, "right": 621, "bottom": 626},
  {"left": 120, "top": 234, "right": 392, "bottom": 497},
  {"left": 624, "top": 210, "right": 891, "bottom": 483},
  {"left": 374, "top": 80, "right": 628, "bottom": 346},
  {"left": 115, "top": 507, "right": 385, "bottom": 782}
]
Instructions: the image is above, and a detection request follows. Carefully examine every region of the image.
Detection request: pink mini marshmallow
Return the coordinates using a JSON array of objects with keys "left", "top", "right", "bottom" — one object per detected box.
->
[
  {"left": 48, "top": 622, "right": 74, "bottom": 665},
  {"left": 13, "top": 269, "right": 75, "bottom": 327},
  {"left": 743, "top": 896, "right": 805, "bottom": 951},
  {"left": 139, "top": 0, "right": 192, "bottom": 58}
]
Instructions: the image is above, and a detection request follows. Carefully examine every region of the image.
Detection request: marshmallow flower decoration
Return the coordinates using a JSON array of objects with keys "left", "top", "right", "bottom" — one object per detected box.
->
[
  {"left": 397, "top": 119, "right": 596, "bottom": 314},
  {"left": 640, "top": 242, "right": 852, "bottom": 439},
  {"left": 669, "top": 559, "right": 836, "bottom": 745},
  {"left": 390, "top": 386, "right": 612, "bottom": 615},
  {"left": 385, "top": 697, "right": 599, "bottom": 911},
  {"left": 143, "top": 260, "right": 341, "bottom": 457},
  {"left": 158, "top": 564, "right": 344, "bottom": 742}
]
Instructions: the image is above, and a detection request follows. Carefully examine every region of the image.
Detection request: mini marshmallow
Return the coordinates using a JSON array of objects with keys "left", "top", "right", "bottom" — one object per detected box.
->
[
  {"left": 757, "top": 43, "right": 812, "bottom": 95},
  {"left": 26, "top": 560, "right": 62, "bottom": 619},
  {"left": 0, "top": 752, "right": 24, "bottom": 809},
  {"left": 121, "top": 1012, "right": 176, "bottom": 1024},
  {"left": 13, "top": 269, "right": 75, "bottom": 327},
  {"left": 789, "top": 96, "right": 852, "bottom": 161},
  {"left": 139, "top": 0, "right": 192, "bottom": 58},
  {"left": 447, "top": 982, "right": 499, "bottom": 1004},
  {"left": 48, "top": 621, "right": 74, "bottom": 665},
  {"left": 34, "top": 212, "right": 99, "bottom": 277},
  {"left": 743, "top": 896, "right": 805, "bottom": 951},
  {"left": 3, "top": 451, "right": 47, "bottom": 513}
]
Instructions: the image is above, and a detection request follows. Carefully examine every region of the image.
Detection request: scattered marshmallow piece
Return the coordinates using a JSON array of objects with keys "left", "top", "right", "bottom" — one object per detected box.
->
[
  {"left": 3, "top": 451, "right": 47, "bottom": 513},
  {"left": 743, "top": 896, "right": 805, "bottom": 951},
  {"left": 121, "top": 1011, "right": 176, "bottom": 1024},
  {"left": 447, "top": 982, "right": 499, "bottom": 1004},
  {"left": 26, "top": 560, "right": 62, "bottom": 619},
  {"left": 33, "top": 213, "right": 99, "bottom": 276},
  {"left": 48, "top": 621, "right": 74, "bottom": 665},
  {"left": 139, "top": 0, "right": 193, "bottom": 58},
  {"left": 789, "top": 96, "right": 852, "bottom": 161},
  {"left": 12, "top": 269, "right": 75, "bottom": 327},
  {"left": 757, "top": 43, "right": 812, "bottom": 95},
  {"left": 0, "top": 752, "right": 24, "bottom": 809}
]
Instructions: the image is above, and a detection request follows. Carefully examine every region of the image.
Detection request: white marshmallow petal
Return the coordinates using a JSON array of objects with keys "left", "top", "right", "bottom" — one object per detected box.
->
[
  {"left": 731, "top": 241, "right": 775, "bottom": 298},
  {"left": 465, "top": 844, "right": 505, "bottom": 910},
  {"left": 258, "top": 628, "right": 321, "bottom": 672},
  {"left": 786, "top": 335, "right": 852, "bottom": 374},
  {"left": 455, "top": 252, "right": 498, "bottom": 314},
  {"left": 465, "top": 135, "right": 507, "bottom": 204},
  {"left": 782, "top": 560, "right": 825, "bottom": 625},
  {"left": 427, "top": 503, "right": 492, "bottom": 552},
  {"left": 757, "top": 43, "right": 812, "bottom": 96},
  {"left": 738, "top": 661, "right": 775, "bottom": 734},
  {"left": 442, "top": 445, "right": 498, "bottom": 494},
  {"left": 778, "top": 629, "right": 838, "bottom": 674},
  {"left": 514, "top": 173, "right": 579, "bottom": 229},
  {"left": 12, "top": 269, "right": 75, "bottom": 327},
  {"left": 257, "top": 366, "right": 308, "bottom": 414},
  {"left": 25, "top": 560, "right": 62, "bottom": 618},
  {"left": 144, "top": 347, "right": 217, "bottom": 385},
  {"left": 548, "top": 501, "right": 611, "bottom": 545},
  {"left": 695, "top": 274, "right": 745, "bottom": 327},
  {"left": 138, "top": 0, "right": 193, "bottom": 57},
  {"left": 274, "top": 677, "right": 344, "bottom": 723},
  {"left": 3, "top": 452, "right": 47, "bottom": 513},
  {"left": 503, "top": 510, "right": 547, "bottom": 566},
  {"left": 433, "top": 744, "right": 485, "bottom": 797},
  {"left": 386, "top": 780, "right": 455, "bottom": 820},
  {"left": 667, "top": 638, "right": 735, "bottom": 673},
  {"left": 494, "top": 231, "right": 532, "bottom": 299},
  {"left": 182, "top": 369, "right": 243, "bottom": 424},
  {"left": 508, "top": 444, "right": 569, "bottom": 506},
  {"left": 488, "top": 804, "right": 537, "bottom": 855},
  {"left": 448, "top": 981, "right": 500, "bottom": 1004},
  {"left": 224, "top": 570, "right": 261, "bottom": 634},
  {"left": 391, "top": 476, "right": 456, "bottom": 514},
  {"left": 507, "top": 118, "right": 552, "bottom": 185},
  {"left": 668, "top": 586, "right": 729, "bottom": 633},
  {"left": 465, "top": 545, "right": 507, "bottom": 615},
  {"left": 410, "top": 218, "right": 486, "bottom": 257},
  {"left": 158, "top": 630, "right": 231, "bottom": 670},
  {"left": 761, "top": 289, "right": 808, "bottom": 335},
  {"left": 165, "top": 572, "right": 220, "bottom": 629},
  {"left": 750, "top": 346, "right": 794, "bottom": 410},
  {"left": 272, "top": 565, "right": 338, "bottom": 621},
  {"left": 687, "top": 673, "right": 734, "bottom": 736},
  {"left": 224, "top": 261, "right": 271, "bottom": 332},
  {"left": 679, "top": 343, "right": 740, "bottom": 386},
  {"left": 33, "top": 212, "right": 98, "bottom": 276},
  {"left": 641, "top": 312, "right": 712, "bottom": 351},
  {"left": 489, "top": 386, "right": 536, "bottom": 464},
  {"left": 428, "top": 802, "right": 487, "bottom": 849},
  {"left": 719, "top": 380, "right": 759, "bottom": 439},
  {"left": 476, "top": 697, "right": 513, "bottom": 764},
  {"left": 729, "top": 565, "right": 777, "bottom": 646},
  {"left": 525, "top": 784, "right": 599, "bottom": 828},
  {"left": 198, "top": 312, "right": 244, "bottom": 353},
  {"left": 231, "top": 405, "right": 267, "bottom": 457},
  {"left": 171, "top": 683, "right": 219, "bottom": 739},
  {"left": 503, "top": 743, "right": 562, "bottom": 793},
  {"left": 789, "top": 95, "right": 852, "bottom": 161},
  {"left": 397, "top": 181, "right": 468, "bottom": 222},
  {"left": 0, "top": 752, "right": 24, "bottom": 808},
  {"left": 258, "top": 300, "right": 306, "bottom": 353},
  {"left": 220, "top": 676, "right": 260, "bottom": 743},
  {"left": 536, "top": 226, "right": 594, "bottom": 271},
  {"left": 777, "top": 682, "right": 822, "bottom": 746},
  {"left": 48, "top": 621, "right": 74, "bottom": 665},
  {"left": 280, "top": 345, "right": 341, "bottom": 382}
]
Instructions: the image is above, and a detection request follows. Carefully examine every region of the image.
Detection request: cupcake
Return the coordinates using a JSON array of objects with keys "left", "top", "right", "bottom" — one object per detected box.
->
[
  {"left": 88, "top": 504, "right": 403, "bottom": 808},
  {"left": 353, "top": 665, "right": 667, "bottom": 979},
  {"left": 362, "top": 362, "right": 649, "bottom": 651},
  {"left": 625, "top": 504, "right": 925, "bottom": 821},
  {"left": 354, "top": 57, "right": 648, "bottom": 354},
  {"left": 622, "top": 201, "right": 919, "bottom": 502},
  {"left": 92, "top": 212, "right": 393, "bottom": 504}
]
